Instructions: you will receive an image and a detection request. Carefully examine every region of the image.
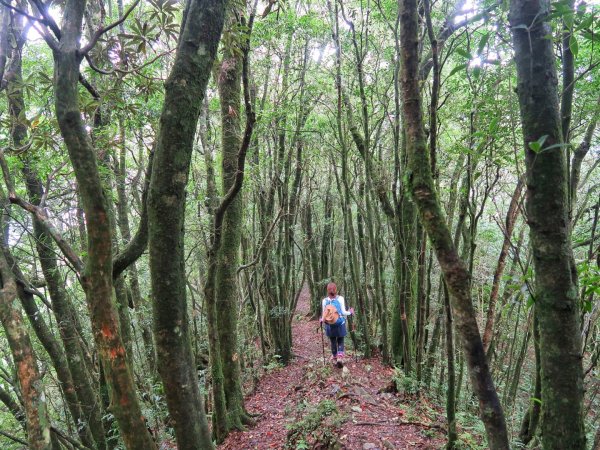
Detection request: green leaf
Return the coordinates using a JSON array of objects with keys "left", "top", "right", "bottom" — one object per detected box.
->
[
  {"left": 448, "top": 63, "right": 467, "bottom": 78},
  {"left": 530, "top": 397, "right": 542, "bottom": 405},
  {"left": 526, "top": 295, "right": 535, "bottom": 309},
  {"left": 528, "top": 135, "right": 548, "bottom": 153},
  {"left": 564, "top": 14, "right": 574, "bottom": 29},
  {"left": 455, "top": 48, "right": 472, "bottom": 59},
  {"left": 578, "top": 15, "right": 593, "bottom": 30},
  {"left": 582, "top": 30, "right": 600, "bottom": 43},
  {"left": 569, "top": 34, "right": 578, "bottom": 58},
  {"left": 477, "top": 33, "right": 490, "bottom": 55},
  {"left": 542, "top": 142, "right": 571, "bottom": 151}
]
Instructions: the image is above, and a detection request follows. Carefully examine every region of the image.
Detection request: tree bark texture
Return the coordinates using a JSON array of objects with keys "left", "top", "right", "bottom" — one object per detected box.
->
[
  {"left": 510, "top": 0, "right": 585, "bottom": 447},
  {"left": 147, "top": 1, "right": 226, "bottom": 448},
  {"left": 10, "top": 54, "right": 107, "bottom": 450},
  {"left": 216, "top": 41, "right": 249, "bottom": 429},
  {"left": 399, "top": 0, "right": 509, "bottom": 446},
  {"left": 52, "top": 2, "right": 156, "bottom": 448},
  {"left": 0, "top": 252, "right": 52, "bottom": 450}
]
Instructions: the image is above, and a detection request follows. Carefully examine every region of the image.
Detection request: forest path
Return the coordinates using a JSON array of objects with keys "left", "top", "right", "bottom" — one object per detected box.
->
[{"left": 219, "top": 286, "right": 445, "bottom": 450}]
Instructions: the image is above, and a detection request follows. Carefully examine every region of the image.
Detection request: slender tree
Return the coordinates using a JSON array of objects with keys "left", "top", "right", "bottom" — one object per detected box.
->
[{"left": 399, "top": 0, "right": 509, "bottom": 446}]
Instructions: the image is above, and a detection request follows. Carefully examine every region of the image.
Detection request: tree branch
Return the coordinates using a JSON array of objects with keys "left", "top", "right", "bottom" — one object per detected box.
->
[
  {"left": 9, "top": 195, "right": 84, "bottom": 273},
  {"left": 0, "top": 0, "right": 46, "bottom": 27},
  {"left": 29, "top": 0, "right": 60, "bottom": 36},
  {"left": 0, "top": 150, "right": 84, "bottom": 273},
  {"left": 80, "top": 0, "right": 141, "bottom": 55},
  {"left": 112, "top": 149, "right": 154, "bottom": 278},
  {"left": 0, "top": 430, "right": 28, "bottom": 446},
  {"left": 237, "top": 208, "right": 284, "bottom": 274},
  {"left": 419, "top": 0, "right": 501, "bottom": 81}
]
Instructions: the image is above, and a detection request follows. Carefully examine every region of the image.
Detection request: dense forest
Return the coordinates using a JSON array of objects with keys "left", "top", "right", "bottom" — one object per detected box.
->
[{"left": 0, "top": 0, "right": 598, "bottom": 448}]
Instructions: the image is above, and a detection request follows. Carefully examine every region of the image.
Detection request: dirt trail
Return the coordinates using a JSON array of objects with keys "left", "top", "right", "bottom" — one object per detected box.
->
[{"left": 219, "top": 287, "right": 445, "bottom": 450}]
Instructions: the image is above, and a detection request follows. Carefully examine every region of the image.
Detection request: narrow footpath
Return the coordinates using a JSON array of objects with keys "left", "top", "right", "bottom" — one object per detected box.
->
[{"left": 219, "top": 288, "right": 446, "bottom": 449}]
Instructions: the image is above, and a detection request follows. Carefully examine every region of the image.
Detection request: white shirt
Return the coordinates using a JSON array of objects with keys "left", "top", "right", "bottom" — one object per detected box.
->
[{"left": 321, "top": 295, "right": 351, "bottom": 317}]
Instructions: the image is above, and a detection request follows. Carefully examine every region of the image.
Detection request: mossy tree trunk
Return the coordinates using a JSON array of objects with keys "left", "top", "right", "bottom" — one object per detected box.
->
[
  {"left": 201, "top": 12, "right": 257, "bottom": 442},
  {"left": 0, "top": 252, "right": 52, "bottom": 450},
  {"left": 215, "top": 21, "right": 252, "bottom": 430},
  {"left": 510, "top": 0, "right": 585, "bottom": 447},
  {"left": 0, "top": 193, "right": 52, "bottom": 450},
  {"left": 52, "top": 2, "right": 156, "bottom": 448},
  {"left": 3, "top": 15, "right": 101, "bottom": 447},
  {"left": 147, "top": 1, "right": 226, "bottom": 448},
  {"left": 399, "top": 0, "right": 509, "bottom": 446}
]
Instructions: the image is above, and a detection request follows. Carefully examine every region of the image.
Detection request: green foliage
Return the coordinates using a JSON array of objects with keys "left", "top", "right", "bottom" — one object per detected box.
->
[
  {"left": 392, "top": 368, "right": 421, "bottom": 395},
  {"left": 264, "top": 354, "right": 284, "bottom": 372},
  {"left": 286, "top": 400, "right": 347, "bottom": 449},
  {"left": 578, "top": 261, "right": 600, "bottom": 312},
  {"left": 269, "top": 305, "right": 292, "bottom": 318},
  {"left": 454, "top": 411, "right": 488, "bottom": 449}
]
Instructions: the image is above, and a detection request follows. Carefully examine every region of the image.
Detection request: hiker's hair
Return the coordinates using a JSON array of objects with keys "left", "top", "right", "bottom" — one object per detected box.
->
[{"left": 327, "top": 282, "right": 337, "bottom": 296}]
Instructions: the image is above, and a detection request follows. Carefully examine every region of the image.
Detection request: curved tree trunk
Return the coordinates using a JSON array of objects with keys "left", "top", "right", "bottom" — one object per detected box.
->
[
  {"left": 52, "top": 3, "right": 156, "bottom": 448},
  {"left": 398, "top": 0, "right": 509, "bottom": 446},
  {"left": 3, "top": 19, "right": 100, "bottom": 447}
]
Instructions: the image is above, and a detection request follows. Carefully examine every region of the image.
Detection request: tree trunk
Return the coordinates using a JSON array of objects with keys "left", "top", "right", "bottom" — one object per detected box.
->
[
  {"left": 482, "top": 177, "right": 523, "bottom": 353},
  {"left": 444, "top": 284, "right": 457, "bottom": 449},
  {"left": 53, "top": 3, "right": 156, "bottom": 448},
  {"left": 399, "top": 0, "right": 509, "bottom": 446},
  {"left": 215, "top": 33, "right": 251, "bottom": 430},
  {"left": 147, "top": 1, "right": 226, "bottom": 448},
  {"left": 0, "top": 249, "right": 52, "bottom": 450},
  {"left": 114, "top": 120, "right": 156, "bottom": 377},
  {"left": 510, "top": 0, "right": 586, "bottom": 447},
  {"left": 3, "top": 23, "right": 101, "bottom": 447},
  {"left": 519, "top": 311, "right": 541, "bottom": 445}
]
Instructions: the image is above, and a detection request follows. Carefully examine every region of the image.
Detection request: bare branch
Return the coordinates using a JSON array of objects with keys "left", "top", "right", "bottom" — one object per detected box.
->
[
  {"left": 80, "top": 0, "right": 141, "bottom": 55},
  {"left": 0, "top": 151, "right": 84, "bottom": 273},
  {"left": 9, "top": 195, "right": 84, "bottom": 273},
  {"left": 0, "top": 0, "right": 45, "bottom": 27},
  {"left": 113, "top": 149, "right": 154, "bottom": 278},
  {"left": 0, "top": 430, "right": 28, "bottom": 446},
  {"left": 0, "top": 0, "right": 59, "bottom": 50},
  {"left": 237, "top": 208, "right": 284, "bottom": 274},
  {"left": 29, "top": 0, "right": 61, "bottom": 37}
]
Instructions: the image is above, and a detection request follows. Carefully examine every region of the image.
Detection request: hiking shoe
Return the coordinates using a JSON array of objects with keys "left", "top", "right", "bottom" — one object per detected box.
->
[
  {"left": 330, "top": 355, "right": 337, "bottom": 365},
  {"left": 336, "top": 352, "right": 344, "bottom": 364}
]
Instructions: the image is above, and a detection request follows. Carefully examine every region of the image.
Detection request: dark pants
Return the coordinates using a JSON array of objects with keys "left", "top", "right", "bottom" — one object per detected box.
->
[{"left": 329, "top": 336, "right": 345, "bottom": 356}]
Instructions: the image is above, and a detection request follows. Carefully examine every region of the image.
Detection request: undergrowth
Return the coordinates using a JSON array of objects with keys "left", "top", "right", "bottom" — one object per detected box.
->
[{"left": 286, "top": 399, "right": 347, "bottom": 449}]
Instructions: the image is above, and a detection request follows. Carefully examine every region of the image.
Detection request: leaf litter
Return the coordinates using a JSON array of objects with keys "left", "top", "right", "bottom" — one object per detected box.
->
[{"left": 219, "top": 288, "right": 446, "bottom": 450}]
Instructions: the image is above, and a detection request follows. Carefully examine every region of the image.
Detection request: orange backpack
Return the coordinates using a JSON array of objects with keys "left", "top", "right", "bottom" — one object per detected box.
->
[{"left": 323, "top": 299, "right": 341, "bottom": 325}]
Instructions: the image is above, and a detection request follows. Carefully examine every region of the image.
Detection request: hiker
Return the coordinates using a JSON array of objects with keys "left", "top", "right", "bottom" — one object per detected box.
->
[{"left": 320, "top": 282, "right": 354, "bottom": 366}]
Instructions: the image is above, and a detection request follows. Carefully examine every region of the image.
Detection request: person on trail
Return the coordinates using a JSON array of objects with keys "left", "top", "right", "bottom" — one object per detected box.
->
[{"left": 320, "top": 282, "right": 354, "bottom": 366}]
